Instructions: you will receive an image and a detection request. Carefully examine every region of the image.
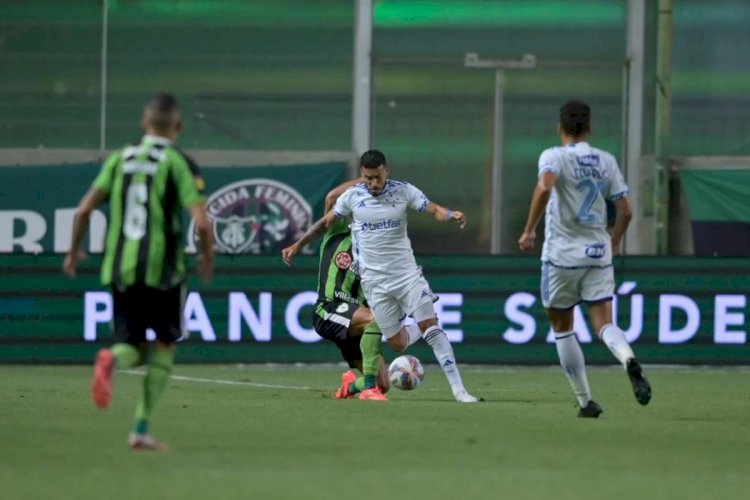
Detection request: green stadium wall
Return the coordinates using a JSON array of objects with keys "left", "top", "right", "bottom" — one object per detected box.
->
[
  {"left": 680, "top": 168, "right": 750, "bottom": 256},
  {"left": 0, "top": 162, "right": 348, "bottom": 254}
]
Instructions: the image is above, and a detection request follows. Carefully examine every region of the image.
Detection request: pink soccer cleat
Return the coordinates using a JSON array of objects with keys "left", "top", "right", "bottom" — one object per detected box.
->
[
  {"left": 334, "top": 370, "right": 358, "bottom": 399},
  {"left": 91, "top": 348, "right": 114, "bottom": 409},
  {"left": 358, "top": 386, "right": 388, "bottom": 401}
]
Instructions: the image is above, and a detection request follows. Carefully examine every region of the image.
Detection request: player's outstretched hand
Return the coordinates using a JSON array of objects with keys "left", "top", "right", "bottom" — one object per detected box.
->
[
  {"left": 282, "top": 243, "right": 300, "bottom": 266},
  {"left": 62, "top": 250, "right": 87, "bottom": 278},
  {"left": 450, "top": 210, "right": 467, "bottom": 229},
  {"left": 518, "top": 231, "right": 536, "bottom": 251}
]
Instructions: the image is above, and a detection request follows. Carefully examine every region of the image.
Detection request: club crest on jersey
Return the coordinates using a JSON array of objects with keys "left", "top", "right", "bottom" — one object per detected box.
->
[
  {"left": 188, "top": 179, "right": 312, "bottom": 254},
  {"left": 335, "top": 251, "right": 352, "bottom": 270}
]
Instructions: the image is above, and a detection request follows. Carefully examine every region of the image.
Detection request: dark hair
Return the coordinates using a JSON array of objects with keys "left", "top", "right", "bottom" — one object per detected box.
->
[
  {"left": 360, "top": 149, "right": 387, "bottom": 169},
  {"left": 144, "top": 93, "right": 180, "bottom": 131},
  {"left": 559, "top": 100, "right": 591, "bottom": 137}
]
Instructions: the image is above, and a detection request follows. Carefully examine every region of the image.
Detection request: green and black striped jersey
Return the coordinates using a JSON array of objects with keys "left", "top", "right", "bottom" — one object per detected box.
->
[
  {"left": 93, "top": 135, "right": 205, "bottom": 289},
  {"left": 316, "top": 219, "right": 365, "bottom": 306}
]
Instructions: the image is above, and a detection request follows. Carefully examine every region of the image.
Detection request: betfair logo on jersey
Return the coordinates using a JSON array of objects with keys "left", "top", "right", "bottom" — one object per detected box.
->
[
  {"left": 187, "top": 179, "right": 312, "bottom": 254},
  {"left": 360, "top": 219, "right": 401, "bottom": 233}
]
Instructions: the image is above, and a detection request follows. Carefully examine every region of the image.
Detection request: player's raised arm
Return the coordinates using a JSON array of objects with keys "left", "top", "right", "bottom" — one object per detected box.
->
[
  {"left": 424, "top": 202, "right": 466, "bottom": 229},
  {"left": 282, "top": 210, "right": 340, "bottom": 266},
  {"left": 518, "top": 170, "right": 557, "bottom": 251},
  {"left": 404, "top": 181, "right": 466, "bottom": 228},
  {"left": 283, "top": 180, "right": 357, "bottom": 266}
]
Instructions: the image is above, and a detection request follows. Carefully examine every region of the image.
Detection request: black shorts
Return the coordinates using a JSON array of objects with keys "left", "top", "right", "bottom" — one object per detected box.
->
[
  {"left": 312, "top": 301, "right": 361, "bottom": 368},
  {"left": 111, "top": 282, "right": 185, "bottom": 345}
]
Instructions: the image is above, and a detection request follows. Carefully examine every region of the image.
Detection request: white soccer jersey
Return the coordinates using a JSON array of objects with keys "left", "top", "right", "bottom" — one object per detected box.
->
[
  {"left": 538, "top": 142, "right": 629, "bottom": 268},
  {"left": 332, "top": 180, "right": 429, "bottom": 280}
]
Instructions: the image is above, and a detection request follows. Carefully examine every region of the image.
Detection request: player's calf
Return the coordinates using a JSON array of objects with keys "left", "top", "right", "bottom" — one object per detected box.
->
[{"left": 91, "top": 348, "right": 115, "bottom": 409}]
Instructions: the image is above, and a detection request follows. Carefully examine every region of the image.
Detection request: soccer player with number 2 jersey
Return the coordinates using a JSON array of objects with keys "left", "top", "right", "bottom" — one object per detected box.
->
[{"left": 518, "top": 100, "right": 652, "bottom": 417}]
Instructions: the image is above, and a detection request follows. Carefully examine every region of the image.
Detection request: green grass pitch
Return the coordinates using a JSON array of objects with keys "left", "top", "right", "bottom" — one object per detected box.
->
[{"left": 1, "top": 364, "right": 748, "bottom": 500}]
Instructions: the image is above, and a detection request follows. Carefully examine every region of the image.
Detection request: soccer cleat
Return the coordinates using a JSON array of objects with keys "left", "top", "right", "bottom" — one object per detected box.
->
[
  {"left": 626, "top": 358, "right": 652, "bottom": 406},
  {"left": 358, "top": 386, "right": 388, "bottom": 401},
  {"left": 577, "top": 400, "right": 604, "bottom": 418},
  {"left": 128, "top": 433, "right": 168, "bottom": 451},
  {"left": 91, "top": 348, "right": 115, "bottom": 409},
  {"left": 333, "top": 370, "right": 358, "bottom": 399},
  {"left": 453, "top": 389, "right": 479, "bottom": 403}
]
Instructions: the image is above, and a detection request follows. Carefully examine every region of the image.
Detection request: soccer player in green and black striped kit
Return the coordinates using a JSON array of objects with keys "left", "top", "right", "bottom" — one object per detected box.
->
[{"left": 63, "top": 93, "right": 214, "bottom": 450}]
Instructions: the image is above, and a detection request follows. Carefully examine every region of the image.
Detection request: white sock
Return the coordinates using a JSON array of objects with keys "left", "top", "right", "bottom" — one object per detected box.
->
[
  {"left": 423, "top": 326, "right": 465, "bottom": 394},
  {"left": 600, "top": 324, "right": 635, "bottom": 367},
  {"left": 555, "top": 332, "right": 591, "bottom": 408},
  {"left": 405, "top": 324, "right": 422, "bottom": 346}
]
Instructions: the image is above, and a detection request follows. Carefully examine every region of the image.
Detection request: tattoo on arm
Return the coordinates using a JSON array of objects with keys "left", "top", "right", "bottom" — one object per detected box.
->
[{"left": 297, "top": 217, "right": 329, "bottom": 247}]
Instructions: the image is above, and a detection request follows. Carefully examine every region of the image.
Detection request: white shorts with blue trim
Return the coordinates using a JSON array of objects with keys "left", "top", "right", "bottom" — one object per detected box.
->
[
  {"left": 541, "top": 262, "right": 614, "bottom": 310},
  {"left": 361, "top": 271, "right": 435, "bottom": 339}
]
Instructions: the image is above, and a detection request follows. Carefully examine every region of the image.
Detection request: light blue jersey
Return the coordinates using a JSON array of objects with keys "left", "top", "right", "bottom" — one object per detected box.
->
[
  {"left": 539, "top": 142, "right": 628, "bottom": 268},
  {"left": 333, "top": 180, "right": 428, "bottom": 280}
]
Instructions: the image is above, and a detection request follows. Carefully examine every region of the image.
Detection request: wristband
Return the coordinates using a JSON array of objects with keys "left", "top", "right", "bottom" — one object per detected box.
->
[{"left": 445, "top": 209, "right": 454, "bottom": 221}]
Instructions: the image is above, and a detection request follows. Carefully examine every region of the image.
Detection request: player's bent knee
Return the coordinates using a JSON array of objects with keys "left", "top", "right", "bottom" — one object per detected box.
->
[
  {"left": 387, "top": 335, "right": 408, "bottom": 352},
  {"left": 412, "top": 301, "right": 438, "bottom": 325},
  {"left": 350, "top": 308, "right": 374, "bottom": 333},
  {"left": 417, "top": 317, "right": 438, "bottom": 332}
]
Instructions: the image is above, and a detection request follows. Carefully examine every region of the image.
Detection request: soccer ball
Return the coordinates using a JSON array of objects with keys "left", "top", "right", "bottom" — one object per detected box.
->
[{"left": 388, "top": 355, "right": 425, "bottom": 391}]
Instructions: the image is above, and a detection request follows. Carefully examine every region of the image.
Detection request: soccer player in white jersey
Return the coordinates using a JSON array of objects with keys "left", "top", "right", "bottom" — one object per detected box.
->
[
  {"left": 518, "top": 100, "right": 651, "bottom": 417},
  {"left": 283, "top": 150, "right": 478, "bottom": 403}
]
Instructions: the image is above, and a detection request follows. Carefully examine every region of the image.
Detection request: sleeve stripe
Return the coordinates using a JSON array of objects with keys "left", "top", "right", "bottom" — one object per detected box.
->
[{"left": 609, "top": 190, "right": 629, "bottom": 200}]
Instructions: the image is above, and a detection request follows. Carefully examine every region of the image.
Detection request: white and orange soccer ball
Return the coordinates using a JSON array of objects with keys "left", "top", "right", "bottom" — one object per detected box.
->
[{"left": 388, "top": 355, "right": 425, "bottom": 391}]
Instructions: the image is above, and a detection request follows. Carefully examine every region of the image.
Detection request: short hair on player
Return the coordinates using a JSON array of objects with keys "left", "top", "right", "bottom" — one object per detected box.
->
[
  {"left": 559, "top": 100, "right": 591, "bottom": 137},
  {"left": 144, "top": 93, "right": 180, "bottom": 132},
  {"left": 360, "top": 150, "right": 387, "bottom": 169}
]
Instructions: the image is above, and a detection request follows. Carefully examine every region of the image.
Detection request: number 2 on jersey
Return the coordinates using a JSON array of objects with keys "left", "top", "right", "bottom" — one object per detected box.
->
[
  {"left": 575, "top": 179, "right": 606, "bottom": 225},
  {"left": 123, "top": 183, "right": 148, "bottom": 240}
]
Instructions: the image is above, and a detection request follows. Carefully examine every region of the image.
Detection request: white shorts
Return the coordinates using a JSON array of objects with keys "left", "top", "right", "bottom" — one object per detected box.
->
[
  {"left": 362, "top": 271, "right": 435, "bottom": 339},
  {"left": 541, "top": 262, "right": 614, "bottom": 310}
]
